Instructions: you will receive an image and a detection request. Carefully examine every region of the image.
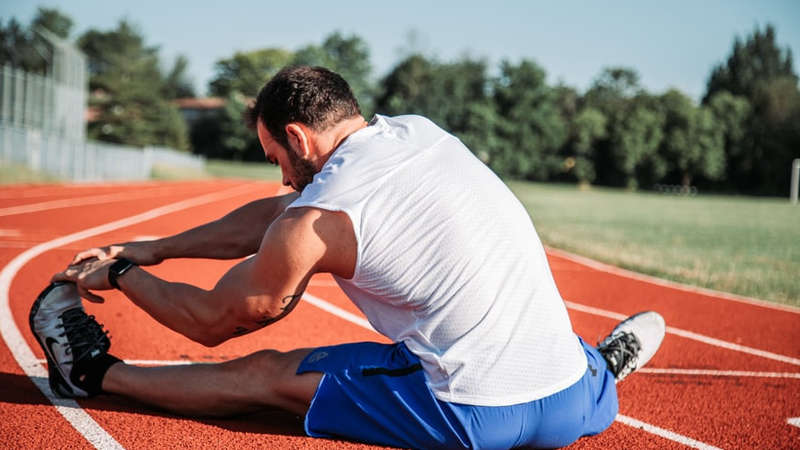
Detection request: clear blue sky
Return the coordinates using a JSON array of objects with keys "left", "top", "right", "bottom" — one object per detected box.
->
[{"left": 3, "top": 0, "right": 799, "bottom": 101}]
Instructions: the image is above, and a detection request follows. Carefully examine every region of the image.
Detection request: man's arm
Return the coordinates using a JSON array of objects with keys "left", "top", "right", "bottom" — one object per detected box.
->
[
  {"left": 71, "top": 193, "right": 300, "bottom": 266},
  {"left": 56, "top": 206, "right": 356, "bottom": 347}
]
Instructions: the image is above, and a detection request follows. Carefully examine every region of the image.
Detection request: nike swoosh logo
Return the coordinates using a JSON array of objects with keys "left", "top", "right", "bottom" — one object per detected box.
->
[
  {"left": 44, "top": 335, "right": 75, "bottom": 396},
  {"left": 45, "top": 337, "right": 60, "bottom": 361}
]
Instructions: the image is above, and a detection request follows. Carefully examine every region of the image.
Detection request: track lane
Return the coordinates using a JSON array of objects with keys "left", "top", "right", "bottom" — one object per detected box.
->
[
  {"left": 549, "top": 253, "right": 800, "bottom": 359},
  {"left": 2, "top": 181, "right": 798, "bottom": 450}
]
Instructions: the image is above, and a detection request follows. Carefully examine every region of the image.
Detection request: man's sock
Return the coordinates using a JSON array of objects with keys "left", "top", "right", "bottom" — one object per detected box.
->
[{"left": 72, "top": 353, "right": 123, "bottom": 397}]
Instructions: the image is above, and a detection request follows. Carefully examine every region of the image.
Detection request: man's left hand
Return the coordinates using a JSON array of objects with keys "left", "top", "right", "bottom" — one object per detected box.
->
[{"left": 51, "top": 258, "right": 115, "bottom": 303}]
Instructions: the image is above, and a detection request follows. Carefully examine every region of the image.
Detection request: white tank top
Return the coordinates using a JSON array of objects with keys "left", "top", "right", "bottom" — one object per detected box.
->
[{"left": 288, "top": 115, "right": 587, "bottom": 406}]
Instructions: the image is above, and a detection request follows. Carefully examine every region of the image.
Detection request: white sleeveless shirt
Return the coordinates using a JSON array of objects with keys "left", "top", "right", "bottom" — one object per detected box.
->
[{"left": 288, "top": 115, "right": 587, "bottom": 406}]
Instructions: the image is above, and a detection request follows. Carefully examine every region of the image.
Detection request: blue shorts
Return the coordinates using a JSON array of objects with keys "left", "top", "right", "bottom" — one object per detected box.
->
[{"left": 297, "top": 337, "right": 618, "bottom": 450}]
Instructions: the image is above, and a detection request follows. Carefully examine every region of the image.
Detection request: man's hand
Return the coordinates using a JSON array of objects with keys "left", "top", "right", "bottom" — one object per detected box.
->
[
  {"left": 71, "top": 241, "right": 163, "bottom": 267},
  {"left": 51, "top": 258, "right": 116, "bottom": 303}
]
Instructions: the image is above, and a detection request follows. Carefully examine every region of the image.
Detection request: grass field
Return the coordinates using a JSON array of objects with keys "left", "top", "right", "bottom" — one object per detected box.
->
[
  {"left": 151, "top": 159, "right": 283, "bottom": 181},
  {"left": 0, "top": 163, "right": 64, "bottom": 184},
  {"left": 2, "top": 161, "right": 797, "bottom": 306},
  {"left": 510, "top": 182, "right": 800, "bottom": 307}
]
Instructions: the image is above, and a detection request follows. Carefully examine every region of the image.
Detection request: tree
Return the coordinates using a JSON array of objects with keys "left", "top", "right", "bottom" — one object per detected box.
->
[
  {"left": 703, "top": 24, "right": 800, "bottom": 195},
  {"left": 219, "top": 90, "right": 258, "bottom": 160},
  {"left": 584, "top": 67, "right": 664, "bottom": 188},
  {"left": 702, "top": 92, "right": 750, "bottom": 193},
  {"left": 376, "top": 54, "right": 490, "bottom": 134},
  {"left": 488, "top": 59, "right": 567, "bottom": 180},
  {"left": 658, "top": 89, "right": 725, "bottom": 189},
  {"left": 567, "top": 107, "right": 607, "bottom": 185},
  {"left": 0, "top": 18, "right": 34, "bottom": 69},
  {"left": 208, "top": 48, "right": 293, "bottom": 97},
  {"left": 0, "top": 7, "right": 73, "bottom": 73},
  {"left": 704, "top": 24, "right": 797, "bottom": 102},
  {"left": 31, "top": 7, "right": 73, "bottom": 39},
  {"left": 375, "top": 54, "right": 435, "bottom": 116},
  {"left": 584, "top": 67, "right": 643, "bottom": 115},
  {"left": 745, "top": 76, "right": 800, "bottom": 195},
  {"left": 609, "top": 103, "right": 664, "bottom": 189},
  {"left": 161, "top": 55, "right": 196, "bottom": 99},
  {"left": 426, "top": 57, "right": 489, "bottom": 136},
  {"left": 293, "top": 32, "right": 375, "bottom": 115},
  {"left": 78, "top": 19, "right": 189, "bottom": 150}
]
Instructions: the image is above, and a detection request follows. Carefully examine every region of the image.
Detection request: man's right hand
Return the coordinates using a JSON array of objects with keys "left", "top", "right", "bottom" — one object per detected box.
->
[{"left": 70, "top": 240, "right": 164, "bottom": 267}]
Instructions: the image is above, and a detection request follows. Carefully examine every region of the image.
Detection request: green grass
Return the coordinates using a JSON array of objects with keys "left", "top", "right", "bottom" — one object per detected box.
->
[
  {"left": 151, "top": 160, "right": 283, "bottom": 181},
  {"left": 205, "top": 159, "right": 283, "bottom": 181},
  {"left": 509, "top": 182, "right": 800, "bottom": 307},
  {"left": 0, "top": 163, "right": 63, "bottom": 184}
]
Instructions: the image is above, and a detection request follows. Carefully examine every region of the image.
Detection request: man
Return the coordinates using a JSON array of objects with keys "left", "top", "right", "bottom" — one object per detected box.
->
[{"left": 31, "top": 66, "right": 665, "bottom": 450}]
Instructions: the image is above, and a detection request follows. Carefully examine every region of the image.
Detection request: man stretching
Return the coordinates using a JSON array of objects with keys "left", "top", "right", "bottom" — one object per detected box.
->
[{"left": 31, "top": 66, "right": 665, "bottom": 450}]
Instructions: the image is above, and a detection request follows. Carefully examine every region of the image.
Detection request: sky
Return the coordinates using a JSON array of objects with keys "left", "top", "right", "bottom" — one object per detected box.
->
[{"left": 2, "top": 1, "right": 799, "bottom": 101}]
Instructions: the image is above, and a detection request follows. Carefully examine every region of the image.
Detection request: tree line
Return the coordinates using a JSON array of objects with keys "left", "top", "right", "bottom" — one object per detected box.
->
[{"left": 2, "top": 8, "right": 798, "bottom": 196}]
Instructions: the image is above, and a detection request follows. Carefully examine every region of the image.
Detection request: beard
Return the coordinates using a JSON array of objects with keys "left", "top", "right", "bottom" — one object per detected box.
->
[{"left": 286, "top": 148, "right": 318, "bottom": 192}]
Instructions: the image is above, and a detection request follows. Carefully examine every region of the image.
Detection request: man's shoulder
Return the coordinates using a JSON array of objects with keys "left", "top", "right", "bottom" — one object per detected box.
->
[
  {"left": 271, "top": 206, "right": 356, "bottom": 277},
  {"left": 275, "top": 207, "right": 354, "bottom": 248}
]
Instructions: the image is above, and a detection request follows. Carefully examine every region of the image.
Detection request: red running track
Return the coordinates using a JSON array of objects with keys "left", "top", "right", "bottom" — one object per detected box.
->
[{"left": 0, "top": 180, "right": 798, "bottom": 450}]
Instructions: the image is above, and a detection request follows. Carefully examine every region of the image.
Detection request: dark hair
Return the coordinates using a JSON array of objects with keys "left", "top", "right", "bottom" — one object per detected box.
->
[{"left": 245, "top": 66, "right": 361, "bottom": 149}]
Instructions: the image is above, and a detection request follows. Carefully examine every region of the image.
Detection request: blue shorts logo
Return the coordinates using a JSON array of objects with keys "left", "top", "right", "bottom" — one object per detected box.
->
[{"left": 307, "top": 351, "right": 329, "bottom": 364}]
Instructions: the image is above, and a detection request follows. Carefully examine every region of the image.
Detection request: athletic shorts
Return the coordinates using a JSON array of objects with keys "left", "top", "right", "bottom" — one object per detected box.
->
[{"left": 296, "top": 337, "right": 618, "bottom": 450}]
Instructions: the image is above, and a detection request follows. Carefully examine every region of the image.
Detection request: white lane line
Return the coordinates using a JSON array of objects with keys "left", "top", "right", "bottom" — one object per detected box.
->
[
  {"left": 302, "top": 292, "right": 376, "bottom": 332},
  {"left": 0, "top": 185, "right": 208, "bottom": 217},
  {"left": 789, "top": 417, "right": 800, "bottom": 429},
  {"left": 565, "top": 300, "right": 800, "bottom": 367},
  {"left": 616, "top": 414, "right": 725, "bottom": 450},
  {"left": 638, "top": 368, "right": 800, "bottom": 379},
  {"left": 0, "top": 183, "right": 262, "bottom": 450},
  {"left": 664, "top": 326, "right": 800, "bottom": 367},
  {"left": 547, "top": 246, "right": 800, "bottom": 314}
]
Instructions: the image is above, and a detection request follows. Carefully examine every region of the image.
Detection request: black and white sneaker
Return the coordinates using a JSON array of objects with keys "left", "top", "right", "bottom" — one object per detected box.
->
[
  {"left": 596, "top": 311, "right": 666, "bottom": 382},
  {"left": 29, "top": 282, "right": 119, "bottom": 398}
]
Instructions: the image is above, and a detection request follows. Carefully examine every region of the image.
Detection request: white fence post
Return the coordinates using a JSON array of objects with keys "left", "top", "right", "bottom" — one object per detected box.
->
[{"left": 791, "top": 158, "right": 800, "bottom": 205}]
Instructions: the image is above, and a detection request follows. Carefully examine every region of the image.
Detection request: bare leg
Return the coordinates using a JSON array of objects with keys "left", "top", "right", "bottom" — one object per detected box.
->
[{"left": 101, "top": 348, "right": 322, "bottom": 418}]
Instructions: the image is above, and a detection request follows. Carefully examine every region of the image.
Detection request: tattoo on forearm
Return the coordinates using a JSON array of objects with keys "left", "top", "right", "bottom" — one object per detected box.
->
[{"left": 232, "top": 293, "right": 303, "bottom": 336}]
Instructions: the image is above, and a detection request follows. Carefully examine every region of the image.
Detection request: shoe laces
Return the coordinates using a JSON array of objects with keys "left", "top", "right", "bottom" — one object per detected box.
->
[
  {"left": 56, "top": 308, "right": 110, "bottom": 363},
  {"left": 598, "top": 331, "right": 641, "bottom": 381}
]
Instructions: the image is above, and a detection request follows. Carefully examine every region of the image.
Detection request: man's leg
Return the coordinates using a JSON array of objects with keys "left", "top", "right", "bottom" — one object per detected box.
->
[
  {"left": 102, "top": 349, "right": 322, "bottom": 417},
  {"left": 30, "top": 281, "right": 321, "bottom": 417}
]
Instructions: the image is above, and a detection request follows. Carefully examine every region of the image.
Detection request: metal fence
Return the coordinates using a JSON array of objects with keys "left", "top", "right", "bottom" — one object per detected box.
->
[
  {"left": 0, "top": 30, "right": 205, "bottom": 183},
  {"left": 0, "top": 28, "right": 87, "bottom": 143},
  {"left": 0, "top": 123, "right": 206, "bottom": 182}
]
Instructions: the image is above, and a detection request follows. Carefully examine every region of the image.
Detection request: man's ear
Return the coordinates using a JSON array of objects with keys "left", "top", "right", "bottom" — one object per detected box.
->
[{"left": 285, "top": 123, "right": 311, "bottom": 157}]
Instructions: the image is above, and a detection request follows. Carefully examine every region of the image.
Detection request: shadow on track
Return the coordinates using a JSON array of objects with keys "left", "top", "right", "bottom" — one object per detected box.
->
[{"left": 1, "top": 371, "right": 307, "bottom": 437}]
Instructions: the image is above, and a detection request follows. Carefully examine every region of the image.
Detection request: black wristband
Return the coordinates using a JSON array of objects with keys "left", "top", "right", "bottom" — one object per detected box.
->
[{"left": 108, "top": 258, "right": 136, "bottom": 290}]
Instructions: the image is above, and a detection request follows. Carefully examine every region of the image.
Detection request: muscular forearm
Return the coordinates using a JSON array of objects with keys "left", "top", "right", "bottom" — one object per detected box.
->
[
  {"left": 115, "top": 266, "right": 235, "bottom": 347},
  {"left": 150, "top": 193, "right": 299, "bottom": 261},
  {"left": 112, "top": 245, "right": 306, "bottom": 347}
]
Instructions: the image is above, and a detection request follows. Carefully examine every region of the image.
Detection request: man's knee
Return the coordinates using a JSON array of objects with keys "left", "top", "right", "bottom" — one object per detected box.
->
[{"left": 223, "top": 348, "right": 319, "bottom": 414}]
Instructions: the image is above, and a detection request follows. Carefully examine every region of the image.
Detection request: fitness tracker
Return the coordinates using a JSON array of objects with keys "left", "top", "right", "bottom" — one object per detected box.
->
[{"left": 108, "top": 258, "right": 136, "bottom": 290}]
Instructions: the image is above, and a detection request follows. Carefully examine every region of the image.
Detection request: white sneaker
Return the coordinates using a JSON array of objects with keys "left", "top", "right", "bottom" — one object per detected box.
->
[
  {"left": 29, "top": 282, "right": 113, "bottom": 397},
  {"left": 596, "top": 311, "right": 666, "bottom": 382}
]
